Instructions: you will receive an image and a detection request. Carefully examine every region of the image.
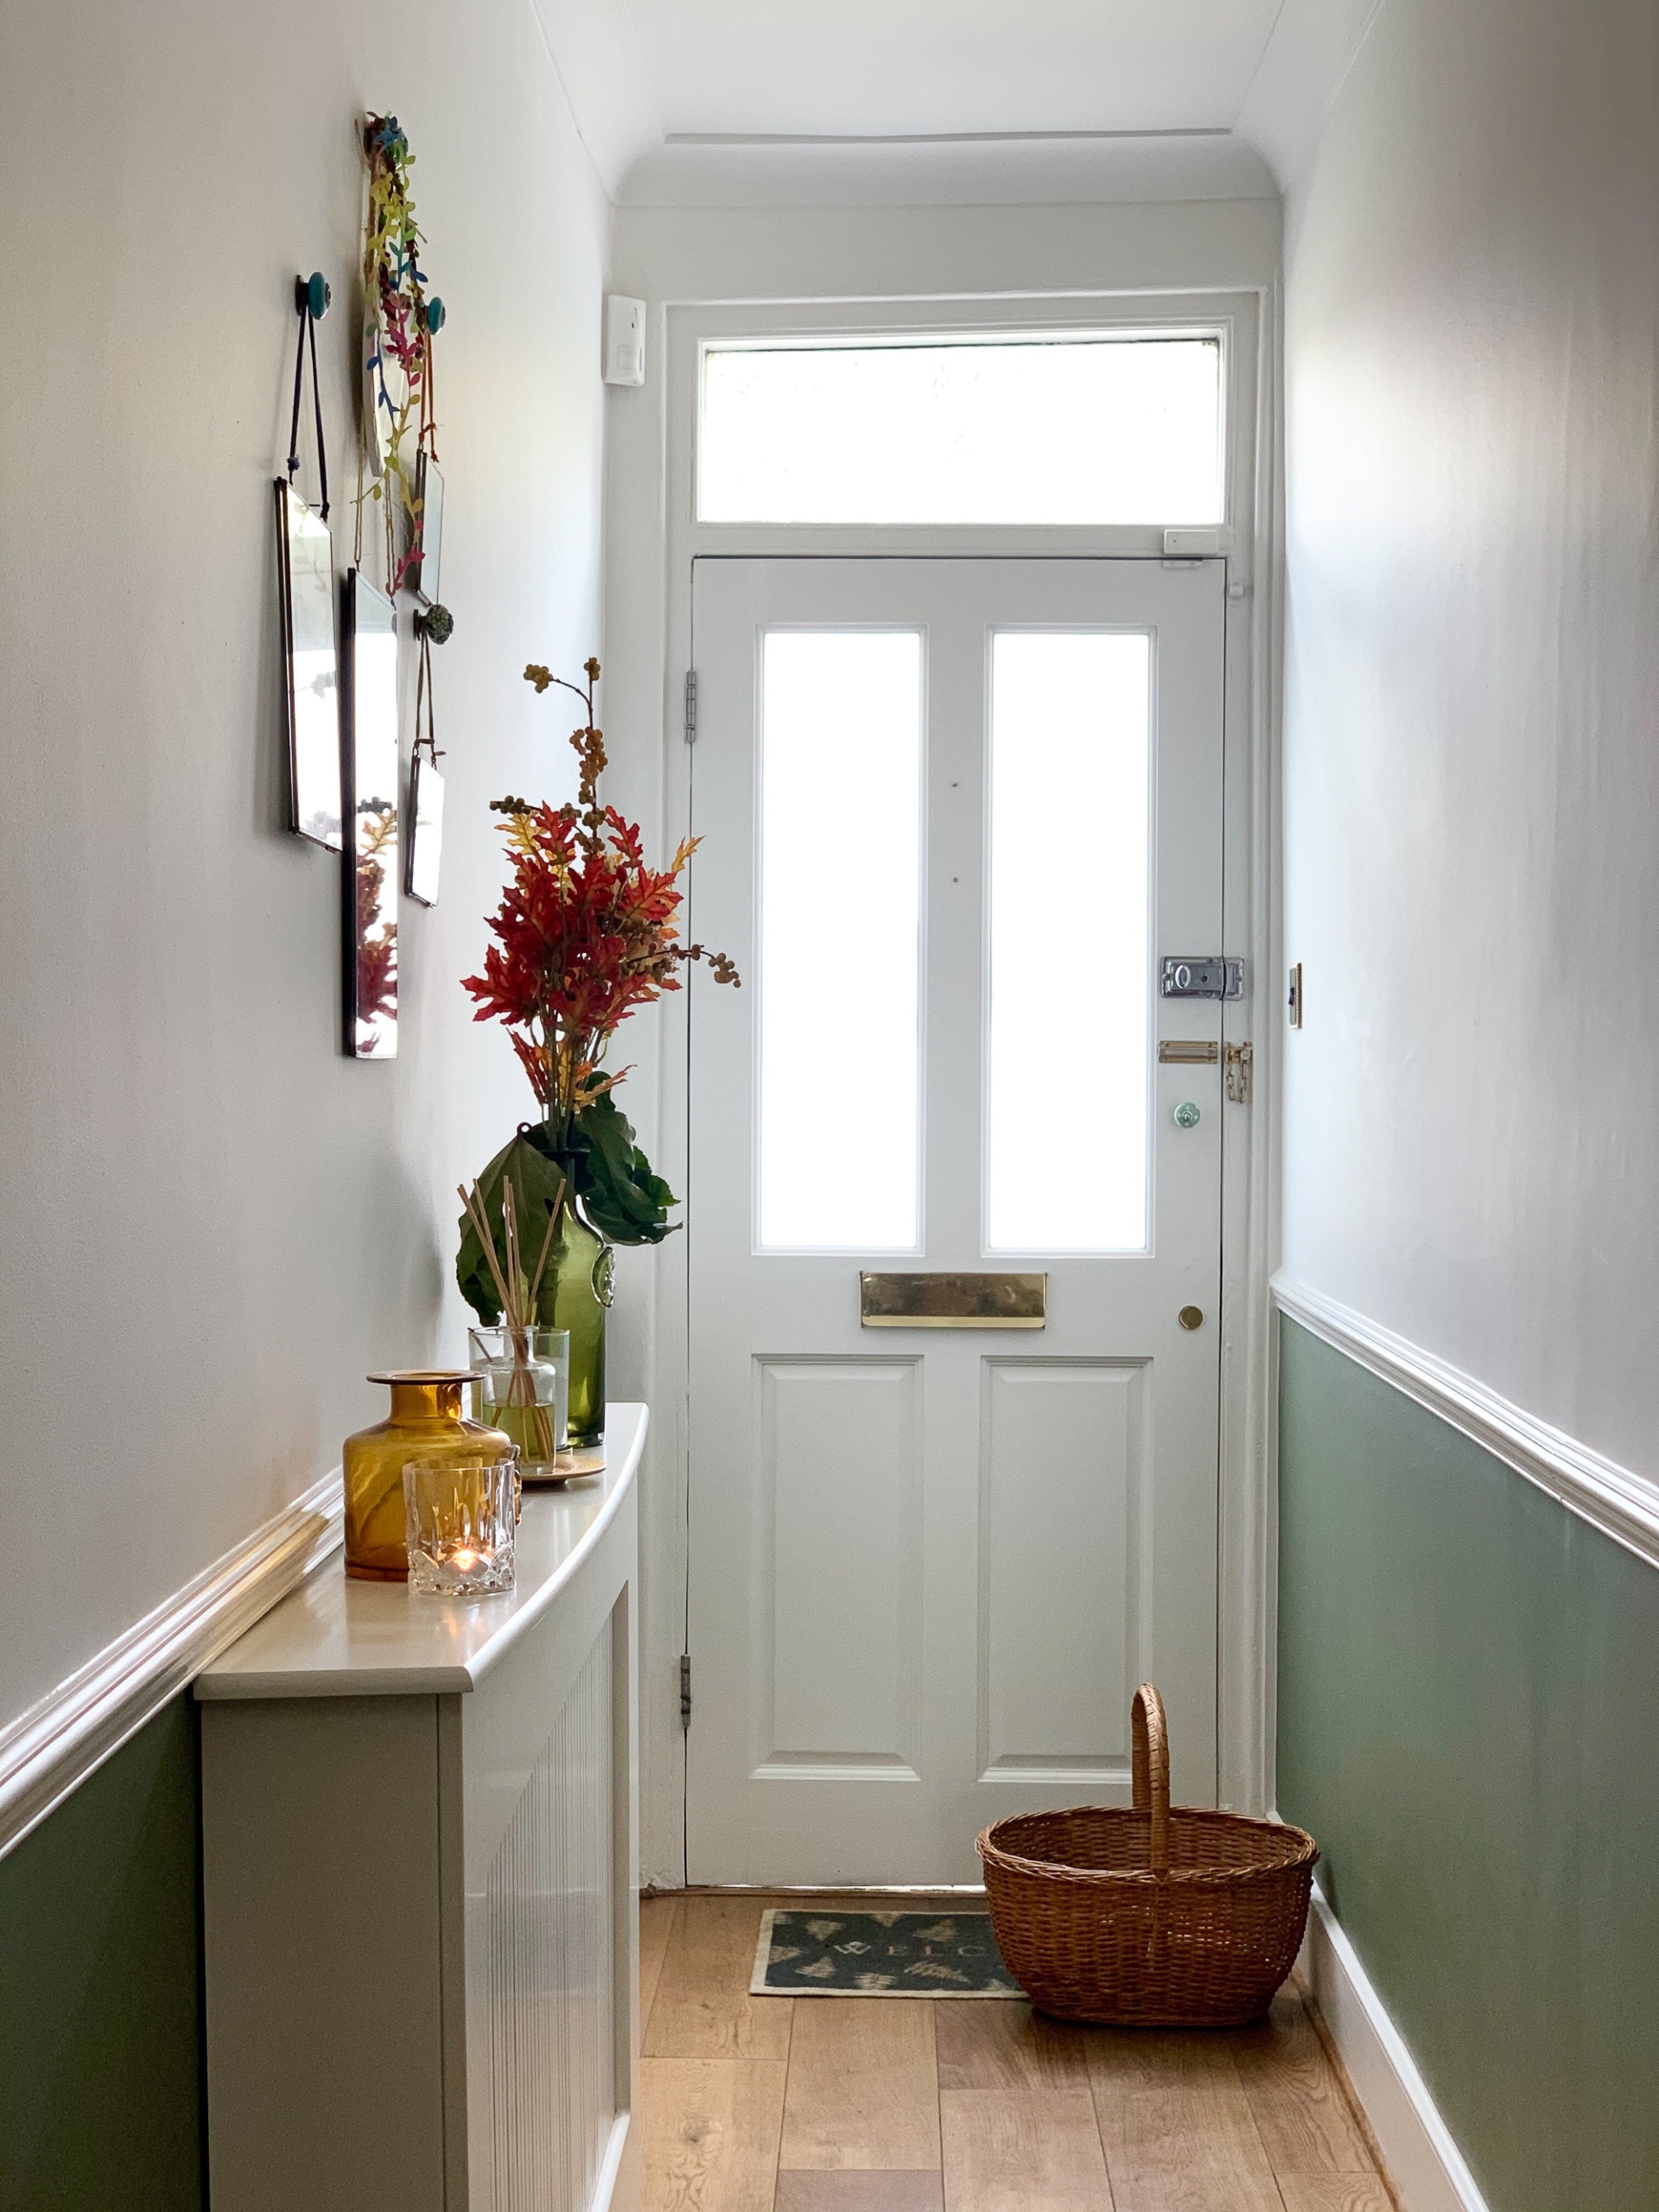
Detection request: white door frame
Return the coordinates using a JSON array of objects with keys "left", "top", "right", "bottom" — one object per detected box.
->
[{"left": 631, "top": 286, "right": 1280, "bottom": 1885}]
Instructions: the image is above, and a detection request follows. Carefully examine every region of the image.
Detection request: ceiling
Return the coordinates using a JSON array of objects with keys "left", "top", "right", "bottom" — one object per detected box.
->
[
  {"left": 621, "top": 0, "right": 1285, "bottom": 142},
  {"left": 530, "top": 0, "right": 1384, "bottom": 199}
]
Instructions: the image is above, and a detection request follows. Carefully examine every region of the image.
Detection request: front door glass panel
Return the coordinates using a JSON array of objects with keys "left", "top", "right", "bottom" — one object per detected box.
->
[
  {"left": 758, "top": 629, "right": 924, "bottom": 1250},
  {"left": 986, "top": 630, "right": 1152, "bottom": 1252}
]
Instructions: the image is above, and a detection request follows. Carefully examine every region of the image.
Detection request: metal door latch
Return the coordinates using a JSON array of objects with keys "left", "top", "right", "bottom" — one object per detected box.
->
[
  {"left": 1161, "top": 957, "right": 1244, "bottom": 1001},
  {"left": 1224, "top": 1042, "right": 1254, "bottom": 1103}
]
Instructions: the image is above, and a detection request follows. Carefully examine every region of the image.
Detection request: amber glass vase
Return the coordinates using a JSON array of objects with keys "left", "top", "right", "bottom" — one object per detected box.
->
[{"left": 344, "top": 1370, "right": 514, "bottom": 1581}]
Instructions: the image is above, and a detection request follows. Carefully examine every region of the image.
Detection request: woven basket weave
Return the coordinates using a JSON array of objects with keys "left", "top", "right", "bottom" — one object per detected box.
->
[{"left": 977, "top": 1683, "right": 1317, "bottom": 2026}]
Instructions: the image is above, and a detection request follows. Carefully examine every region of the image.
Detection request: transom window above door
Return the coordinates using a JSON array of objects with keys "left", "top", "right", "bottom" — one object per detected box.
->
[{"left": 698, "top": 333, "right": 1224, "bottom": 526}]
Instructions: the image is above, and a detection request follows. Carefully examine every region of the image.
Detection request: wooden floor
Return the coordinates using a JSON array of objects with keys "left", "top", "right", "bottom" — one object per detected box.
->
[{"left": 640, "top": 1893, "right": 1395, "bottom": 2212}]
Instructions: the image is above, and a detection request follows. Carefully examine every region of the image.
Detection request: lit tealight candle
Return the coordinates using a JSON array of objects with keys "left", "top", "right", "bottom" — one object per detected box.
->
[{"left": 404, "top": 1456, "right": 515, "bottom": 1598}]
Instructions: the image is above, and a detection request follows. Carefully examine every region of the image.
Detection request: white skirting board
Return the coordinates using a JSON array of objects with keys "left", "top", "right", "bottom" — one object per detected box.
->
[{"left": 1298, "top": 1883, "right": 1491, "bottom": 2212}]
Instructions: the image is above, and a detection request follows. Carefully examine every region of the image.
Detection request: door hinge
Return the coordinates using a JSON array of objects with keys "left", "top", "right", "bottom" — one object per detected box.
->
[
  {"left": 679, "top": 1652, "right": 692, "bottom": 1728},
  {"left": 683, "top": 669, "right": 697, "bottom": 744},
  {"left": 1224, "top": 1041, "right": 1254, "bottom": 1104}
]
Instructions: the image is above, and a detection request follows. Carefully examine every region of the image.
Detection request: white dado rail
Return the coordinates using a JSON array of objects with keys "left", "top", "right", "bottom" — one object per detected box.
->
[
  {"left": 1274, "top": 1274, "right": 1659, "bottom": 1573},
  {"left": 0, "top": 1467, "right": 343, "bottom": 1860},
  {"left": 196, "top": 1403, "right": 646, "bottom": 2212}
]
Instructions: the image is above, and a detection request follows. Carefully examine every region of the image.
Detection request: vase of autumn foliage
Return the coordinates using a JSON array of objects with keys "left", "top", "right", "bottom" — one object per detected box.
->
[{"left": 458, "top": 658, "right": 737, "bottom": 1452}]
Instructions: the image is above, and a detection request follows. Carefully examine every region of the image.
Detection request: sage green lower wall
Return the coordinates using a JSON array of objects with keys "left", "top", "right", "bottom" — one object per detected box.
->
[
  {"left": 0, "top": 1699, "right": 205, "bottom": 2212},
  {"left": 1277, "top": 1319, "right": 1659, "bottom": 2212}
]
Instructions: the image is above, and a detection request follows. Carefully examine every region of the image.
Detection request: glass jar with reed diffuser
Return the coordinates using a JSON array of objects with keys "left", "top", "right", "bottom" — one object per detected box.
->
[
  {"left": 467, "top": 1325, "right": 568, "bottom": 1482},
  {"left": 343, "top": 1370, "right": 515, "bottom": 1581},
  {"left": 457, "top": 1173, "right": 584, "bottom": 1479}
]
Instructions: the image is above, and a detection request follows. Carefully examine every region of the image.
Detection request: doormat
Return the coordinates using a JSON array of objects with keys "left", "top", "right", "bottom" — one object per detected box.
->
[{"left": 750, "top": 1909, "right": 1023, "bottom": 1997}]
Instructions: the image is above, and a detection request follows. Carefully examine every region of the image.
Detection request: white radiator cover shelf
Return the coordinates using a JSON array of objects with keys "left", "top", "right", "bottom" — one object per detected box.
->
[{"left": 198, "top": 1405, "right": 646, "bottom": 2212}]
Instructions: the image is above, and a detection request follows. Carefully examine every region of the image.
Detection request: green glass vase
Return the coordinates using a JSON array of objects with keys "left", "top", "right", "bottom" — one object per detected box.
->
[{"left": 538, "top": 1164, "right": 613, "bottom": 1452}]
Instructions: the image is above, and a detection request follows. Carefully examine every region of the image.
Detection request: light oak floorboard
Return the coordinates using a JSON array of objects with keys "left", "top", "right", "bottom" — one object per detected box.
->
[
  {"left": 776, "top": 2170, "right": 946, "bottom": 2210},
  {"left": 1274, "top": 2177, "right": 1395, "bottom": 2212},
  {"left": 1232, "top": 1991, "right": 1380, "bottom": 2180},
  {"left": 641, "top": 2057, "right": 787, "bottom": 2212},
  {"left": 645, "top": 1895, "right": 794, "bottom": 2060},
  {"left": 640, "top": 1894, "right": 680, "bottom": 2024},
  {"left": 642, "top": 1903, "right": 1393, "bottom": 2212},
  {"left": 939, "top": 2085, "right": 1115, "bottom": 2212},
  {"left": 1089, "top": 2033, "right": 1281, "bottom": 2212},
  {"left": 934, "top": 2000, "right": 1093, "bottom": 2094},
  {"left": 781, "top": 1999, "right": 940, "bottom": 2171}
]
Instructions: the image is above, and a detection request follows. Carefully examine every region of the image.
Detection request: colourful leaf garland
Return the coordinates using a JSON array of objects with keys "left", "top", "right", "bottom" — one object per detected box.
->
[{"left": 360, "top": 113, "right": 442, "bottom": 593}]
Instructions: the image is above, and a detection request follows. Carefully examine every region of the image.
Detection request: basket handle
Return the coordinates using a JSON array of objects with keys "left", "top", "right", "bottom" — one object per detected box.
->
[{"left": 1130, "top": 1681, "right": 1170, "bottom": 1877}]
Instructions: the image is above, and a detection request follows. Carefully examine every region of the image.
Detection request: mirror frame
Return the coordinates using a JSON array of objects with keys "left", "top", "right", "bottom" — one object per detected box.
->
[{"left": 274, "top": 479, "right": 343, "bottom": 851}]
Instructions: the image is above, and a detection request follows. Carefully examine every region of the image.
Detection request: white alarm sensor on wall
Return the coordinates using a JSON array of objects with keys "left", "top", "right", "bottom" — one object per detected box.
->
[{"left": 605, "top": 296, "right": 645, "bottom": 386}]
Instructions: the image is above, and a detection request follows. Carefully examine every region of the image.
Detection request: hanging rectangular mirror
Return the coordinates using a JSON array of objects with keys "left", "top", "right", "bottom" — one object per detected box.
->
[
  {"left": 406, "top": 747, "right": 443, "bottom": 906},
  {"left": 275, "top": 480, "right": 343, "bottom": 849},
  {"left": 341, "top": 570, "right": 399, "bottom": 1058}
]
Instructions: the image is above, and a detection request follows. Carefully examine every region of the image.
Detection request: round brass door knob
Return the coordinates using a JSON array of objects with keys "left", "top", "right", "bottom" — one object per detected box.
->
[{"left": 1179, "top": 1306, "right": 1205, "bottom": 1331}]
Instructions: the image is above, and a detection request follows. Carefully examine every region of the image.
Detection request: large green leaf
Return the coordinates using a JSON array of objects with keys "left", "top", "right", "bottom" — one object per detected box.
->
[
  {"left": 568, "top": 1094, "right": 680, "bottom": 1246},
  {"left": 454, "top": 1130, "right": 570, "bottom": 1323},
  {"left": 457, "top": 1105, "right": 680, "bottom": 1319}
]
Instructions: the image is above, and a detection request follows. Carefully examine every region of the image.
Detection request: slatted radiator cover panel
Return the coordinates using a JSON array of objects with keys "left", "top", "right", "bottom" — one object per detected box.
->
[{"left": 482, "top": 1617, "right": 615, "bottom": 2212}]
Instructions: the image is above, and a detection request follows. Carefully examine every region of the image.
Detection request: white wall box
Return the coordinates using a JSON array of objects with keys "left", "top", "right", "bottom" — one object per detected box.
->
[
  {"left": 196, "top": 1406, "right": 647, "bottom": 2212},
  {"left": 604, "top": 296, "right": 646, "bottom": 386}
]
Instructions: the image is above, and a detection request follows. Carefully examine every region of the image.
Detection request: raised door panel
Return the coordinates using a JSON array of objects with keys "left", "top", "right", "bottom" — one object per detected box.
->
[
  {"left": 756, "top": 1359, "right": 922, "bottom": 1777},
  {"left": 979, "top": 1361, "right": 1147, "bottom": 1783}
]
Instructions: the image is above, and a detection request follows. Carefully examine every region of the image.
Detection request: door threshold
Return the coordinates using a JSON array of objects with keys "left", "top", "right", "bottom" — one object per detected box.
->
[{"left": 649, "top": 1881, "right": 988, "bottom": 1899}]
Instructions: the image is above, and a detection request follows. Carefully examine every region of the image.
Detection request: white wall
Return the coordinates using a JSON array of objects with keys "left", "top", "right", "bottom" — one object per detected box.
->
[
  {"left": 603, "top": 187, "right": 1283, "bottom": 1880},
  {"left": 0, "top": 0, "right": 613, "bottom": 1730},
  {"left": 1279, "top": 0, "right": 1659, "bottom": 1470}
]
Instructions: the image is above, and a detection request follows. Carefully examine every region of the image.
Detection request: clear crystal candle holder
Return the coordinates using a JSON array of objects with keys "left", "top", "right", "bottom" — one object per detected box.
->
[
  {"left": 467, "top": 1325, "right": 569, "bottom": 1482},
  {"left": 402, "top": 1455, "right": 518, "bottom": 1599}
]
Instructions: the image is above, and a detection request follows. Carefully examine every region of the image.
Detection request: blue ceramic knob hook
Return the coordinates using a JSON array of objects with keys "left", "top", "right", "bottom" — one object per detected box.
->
[{"left": 296, "top": 271, "right": 331, "bottom": 321}]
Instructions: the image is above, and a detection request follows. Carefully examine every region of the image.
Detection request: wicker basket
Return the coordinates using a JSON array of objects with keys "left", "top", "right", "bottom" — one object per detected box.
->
[{"left": 977, "top": 1683, "right": 1317, "bottom": 2026}]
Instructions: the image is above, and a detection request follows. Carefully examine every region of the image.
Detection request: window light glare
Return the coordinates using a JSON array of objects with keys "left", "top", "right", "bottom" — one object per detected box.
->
[
  {"left": 757, "top": 630, "right": 923, "bottom": 1251},
  {"left": 986, "top": 631, "right": 1152, "bottom": 1252},
  {"left": 700, "top": 337, "right": 1223, "bottom": 527}
]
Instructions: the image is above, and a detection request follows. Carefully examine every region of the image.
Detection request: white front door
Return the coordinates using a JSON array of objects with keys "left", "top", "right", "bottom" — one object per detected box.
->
[{"left": 685, "top": 556, "right": 1226, "bottom": 1885}]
